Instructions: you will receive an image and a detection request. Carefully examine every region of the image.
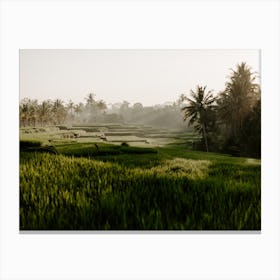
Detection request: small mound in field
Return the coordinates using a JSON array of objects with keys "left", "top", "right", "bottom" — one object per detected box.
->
[
  {"left": 121, "top": 142, "right": 129, "bottom": 147},
  {"left": 152, "top": 158, "right": 211, "bottom": 179}
]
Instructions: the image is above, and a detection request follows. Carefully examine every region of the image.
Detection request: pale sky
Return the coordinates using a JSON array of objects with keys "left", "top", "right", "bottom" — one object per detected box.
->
[{"left": 20, "top": 49, "right": 260, "bottom": 106}]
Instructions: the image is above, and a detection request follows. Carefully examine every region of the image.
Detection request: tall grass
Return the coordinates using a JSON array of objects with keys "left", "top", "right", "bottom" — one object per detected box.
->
[{"left": 20, "top": 152, "right": 260, "bottom": 230}]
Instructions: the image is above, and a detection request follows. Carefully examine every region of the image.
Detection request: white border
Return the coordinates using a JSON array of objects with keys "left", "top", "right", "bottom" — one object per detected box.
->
[{"left": 1, "top": 1, "right": 279, "bottom": 279}]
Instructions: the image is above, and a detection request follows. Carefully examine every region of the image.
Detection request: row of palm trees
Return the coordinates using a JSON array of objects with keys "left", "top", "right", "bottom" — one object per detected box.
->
[
  {"left": 19, "top": 94, "right": 107, "bottom": 127},
  {"left": 20, "top": 98, "right": 70, "bottom": 127},
  {"left": 20, "top": 62, "right": 260, "bottom": 157},
  {"left": 180, "top": 62, "right": 261, "bottom": 157}
]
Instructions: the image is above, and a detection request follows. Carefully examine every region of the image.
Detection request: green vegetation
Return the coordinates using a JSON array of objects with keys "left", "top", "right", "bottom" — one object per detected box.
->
[
  {"left": 20, "top": 62, "right": 261, "bottom": 158},
  {"left": 20, "top": 140, "right": 260, "bottom": 230},
  {"left": 55, "top": 142, "right": 157, "bottom": 157},
  {"left": 20, "top": 140, "right": 58, "bottom": 154},
  {"left": 19, "top": 62, "right": 261, "bottom": 230},
  {"left": 181, "top": 86, "right": 215, "bottom": 152},
  {"left": 180, "top": 63, "right": 261, "bottom": 158}
]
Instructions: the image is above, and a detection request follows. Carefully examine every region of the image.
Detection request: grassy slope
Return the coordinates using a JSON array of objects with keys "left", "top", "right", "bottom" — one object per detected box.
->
[{"left": 20, "top": 141, "right": 261, "bottom": 230}]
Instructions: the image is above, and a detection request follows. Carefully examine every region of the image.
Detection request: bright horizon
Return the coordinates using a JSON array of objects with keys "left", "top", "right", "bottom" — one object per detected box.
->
[{"left": 20, "top": 49, "right": 260, "bottom": 106}]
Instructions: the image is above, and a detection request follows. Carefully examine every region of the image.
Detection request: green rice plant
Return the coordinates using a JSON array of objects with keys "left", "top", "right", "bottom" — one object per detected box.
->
[
  {"left": 20, "top": 150, "right": 261, "bottom": 230},
  {"left": 150, "top": 158, "right": 211, "bottom": 179}
]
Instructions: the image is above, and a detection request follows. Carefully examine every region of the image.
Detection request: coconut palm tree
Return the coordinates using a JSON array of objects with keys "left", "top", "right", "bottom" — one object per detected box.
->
[
  {"left": 85, "top": 93, "right": 96, "bottom": 112},
  {"left": 37, "top": 100, "right": 52, "bottom": 126},
  {"left": 218, "top": 62, "right": 259, "bottom": 141},
  {"left": 181, "top": 85, "right": 216, "bottom": 152},
  {"left": 52, "top": 99, "right": 66, "bottom": 124},
  {"left": 20, "top": 98, "right": 31, "bottom": 127},
  {"left": 85, "top": 93, "right": 98, "bottom": 122},
  {"left": 67, "top": 99, "right": 74, "bottom": 114},
  {"left": 74, "top": 102, "right": 84, "bottom": 117},
  {"left": 66, "top": 99, "right": 75, "bottom": 122}
]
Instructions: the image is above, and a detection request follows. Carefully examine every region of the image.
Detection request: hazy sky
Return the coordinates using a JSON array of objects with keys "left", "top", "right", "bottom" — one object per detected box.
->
[{"left": 20, "top": 49, "right": 260, "bottom": 106}]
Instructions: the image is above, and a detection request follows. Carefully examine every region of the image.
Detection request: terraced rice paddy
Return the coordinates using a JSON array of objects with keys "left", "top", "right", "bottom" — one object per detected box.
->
[
  {"left": 20, "top": 124, "right": 261, "bottom": 230},
  {"left": 20, "top": 123, "right": 197, "bottom": 147}
]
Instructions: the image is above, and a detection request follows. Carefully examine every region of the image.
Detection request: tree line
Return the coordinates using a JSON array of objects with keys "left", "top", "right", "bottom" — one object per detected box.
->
[
  {"left": 180, "top": 62, "right": 261, "bottom": 158},
  {"left": 20, "top": 94, "right": 186, "bottom": 130},
  {"left": 20, "top": 62, "right": 261, "bottom": 158},
  {"left": 20, "top": 94, "right": 106, "bottom": 127}
]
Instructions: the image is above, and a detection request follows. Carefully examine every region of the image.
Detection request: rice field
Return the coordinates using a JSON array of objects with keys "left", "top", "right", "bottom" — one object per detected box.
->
[
  {"left": 20, "top": 123, "right": 196, "bottom": 147},
  {"left": 20, "top": 124, "right": 261, "bottom": 230}
]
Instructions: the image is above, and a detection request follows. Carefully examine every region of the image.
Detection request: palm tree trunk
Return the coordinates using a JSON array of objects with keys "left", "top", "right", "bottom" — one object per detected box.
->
[{"left": 202, "top": 123, "right": 209, "bottom": 152}]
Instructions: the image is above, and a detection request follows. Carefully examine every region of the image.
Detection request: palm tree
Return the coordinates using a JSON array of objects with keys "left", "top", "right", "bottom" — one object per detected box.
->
[
  {"left": 37, "top": 100, "right": 52, "bottom": 126},
  {"left": 181, "top": 85, "right": 216, "bottom": 152},
  {"left": 20, "top": 98, "right": 31, "bottom": 127},
  {"left": 67, "top": 99, "right": 74, "bottom": 113},
  {"left": 85, "top": 93, "right": 98, "bottom": 122},
  {"left": 85, "top": 93, "right": 96, "bottom": 110},
  {"left": 52, "top": 99, "right": 66, "bottom": 124},
  {"left": 72, "top": 102, "right": 84, "bottom": 123},
  {"left": 21, "top": 99, "right": 38, "bottom": 127},
  {"left": 66, "top": 99, "right": 75, "bottom": 122},
  {"left": 218, "top": 62, "right": 259, "bottom": 141}
]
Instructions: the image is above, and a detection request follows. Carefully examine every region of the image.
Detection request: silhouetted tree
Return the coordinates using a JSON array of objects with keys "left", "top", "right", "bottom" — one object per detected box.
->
[
  {"left": 181, "top": 86, "right": 216, "bottom": 152},
  {"left": 217, "top": 62, "right": 260, "bottom": 155}
]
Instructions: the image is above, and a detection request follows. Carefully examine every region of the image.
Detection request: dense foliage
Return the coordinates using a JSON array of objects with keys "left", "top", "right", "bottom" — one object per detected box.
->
[{"left": 181, "top": 63, "right": 261, "bottom": 158}]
